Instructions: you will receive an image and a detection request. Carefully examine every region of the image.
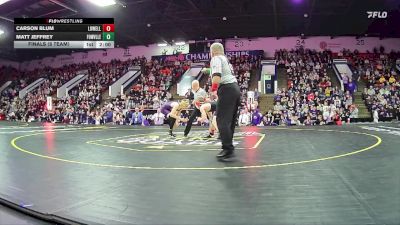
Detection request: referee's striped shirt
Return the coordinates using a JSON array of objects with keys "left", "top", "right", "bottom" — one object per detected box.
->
[
  {"left": 210, "top": 55, "right": 237, "bottom": 84},
  {"left": 193, "top": 87, "right": 207, "bottom": 101}
]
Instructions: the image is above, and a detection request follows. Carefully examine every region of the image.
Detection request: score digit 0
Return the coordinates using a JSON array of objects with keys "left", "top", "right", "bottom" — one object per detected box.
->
[
  {"left": 102, "top": 24, "right": 114, "bottom": 32},
  {"left": 102, "top": 32, "right": 115, "bottom": 41}
]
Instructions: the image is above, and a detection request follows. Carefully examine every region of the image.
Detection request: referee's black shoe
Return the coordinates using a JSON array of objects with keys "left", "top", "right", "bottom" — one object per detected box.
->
[{"left": 216, "top": 149, "right": 235, "bottom": 160}]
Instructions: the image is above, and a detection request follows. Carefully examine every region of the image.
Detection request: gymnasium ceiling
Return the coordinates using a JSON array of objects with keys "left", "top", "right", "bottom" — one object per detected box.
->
[{"left": 0, "top": 0, "right": 399, "bottom": 61}]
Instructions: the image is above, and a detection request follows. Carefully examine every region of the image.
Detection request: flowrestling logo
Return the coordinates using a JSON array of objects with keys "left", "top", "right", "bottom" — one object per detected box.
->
[
  {"left": 115, "top": 131, "right": 262, "bottom": 146},
  {"left": 367, "top": 11, "right": 387, "bottom": 19},
  {"left": 87, "top": 131, "right": 265, "bottom": 151}
]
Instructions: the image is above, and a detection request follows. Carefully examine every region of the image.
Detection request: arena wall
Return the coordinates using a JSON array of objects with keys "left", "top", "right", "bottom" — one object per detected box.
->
[
  {"left": 225, "top": 36, "right": 400, "bottom": 57},
  {"left": 18, "top": 43, "right": 189, "bottom": 71},
  {"left": 5, "top": 36, "right": 400, "bottom": 71}
]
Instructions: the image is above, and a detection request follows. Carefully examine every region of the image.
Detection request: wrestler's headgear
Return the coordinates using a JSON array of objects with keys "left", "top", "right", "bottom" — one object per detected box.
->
[{"left": 179, "top": 99, "right": 190, "bottom": 109}]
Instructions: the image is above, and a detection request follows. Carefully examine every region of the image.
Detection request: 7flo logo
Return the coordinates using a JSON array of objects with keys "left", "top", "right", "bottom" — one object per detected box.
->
[{"left": 367, "top": 11, "right": 388, "bottom": 19}]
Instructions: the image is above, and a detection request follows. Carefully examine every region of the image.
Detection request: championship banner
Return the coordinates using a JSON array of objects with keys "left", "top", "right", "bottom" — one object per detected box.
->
[
  {"left": 151, "top": 50, "right": 264, "bottom": 62},
  {"left": 46, "top": 96, "right": 53, "bottom": 110}
]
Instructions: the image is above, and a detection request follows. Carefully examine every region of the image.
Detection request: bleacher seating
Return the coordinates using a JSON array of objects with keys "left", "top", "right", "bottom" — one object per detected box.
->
[
  {"left": 340, "top": 50, "right": 400, "bottom": 121},
  {"left": 270, "top": 48, "right": 357, "bottom": 126},
  {"left": 1, "top": 50, "right": 399, "bottom": 125}
]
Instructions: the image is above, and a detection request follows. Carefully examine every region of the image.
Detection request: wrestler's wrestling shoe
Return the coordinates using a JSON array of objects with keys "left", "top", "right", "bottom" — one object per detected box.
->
[
  {"left": 203, "top": 133, "right": 214, "bottom": 138},
  {"left": 169, "top": 130, "right": 176, "bottom": 137},
  {"left": 216, "top": 149, "right": 235, "bottom": 161}
]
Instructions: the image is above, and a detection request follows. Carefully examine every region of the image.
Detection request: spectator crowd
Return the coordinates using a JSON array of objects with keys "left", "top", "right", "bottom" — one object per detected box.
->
[
  {"left": 0, "top": 58, "right": 145, "bottom": 123},
  {"left": 338, "top": 48, "right": 400, "bottom": 121},
  {"left": 251, "top": 48, "right": 360, "bottom": 126},
  {"left": 1, "top": 47, "right": 399, "bottom": 126}
]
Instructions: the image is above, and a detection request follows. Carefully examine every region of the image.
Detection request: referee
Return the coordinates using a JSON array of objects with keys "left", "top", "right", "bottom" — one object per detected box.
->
[
  {"left": 184, "top": 80, "right": 207, "bottom": 137},
  {"left": 210, "top": 42, "right": 240, "bottom": 160}
]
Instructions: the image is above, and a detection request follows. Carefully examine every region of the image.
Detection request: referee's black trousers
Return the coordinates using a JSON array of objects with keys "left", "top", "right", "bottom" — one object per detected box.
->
[
  {"left": 216, "top": 82, "right": 241, "bottom": 151},
  {"left": 184, "top": 107, "right": 201, "bottom": 136}
]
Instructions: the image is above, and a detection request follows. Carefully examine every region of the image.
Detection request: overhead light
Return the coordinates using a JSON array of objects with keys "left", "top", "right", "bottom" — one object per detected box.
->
[
  {"left": 0, "top": 0, "right": 10, "bottom": 6},
  {"left": 175, "top": 41, "right": 185, "bottom": 46},
  {"left": 222, "top": 16, "right": 227, "bottom": 21},
  {"left": 291, "top": 0, "right": 303, "bottom": 4},
  {"left": 147, "top": 23, "right": 151, "bottom": 27},
  {"left": 87, "top": 0, "right": 116, "bottom": 7},
  {"left": 0, "top": 29, "right": 4, "bottom": 36},
  {"left": 157, "top": 43, "right": 167, "bottom": 47}
]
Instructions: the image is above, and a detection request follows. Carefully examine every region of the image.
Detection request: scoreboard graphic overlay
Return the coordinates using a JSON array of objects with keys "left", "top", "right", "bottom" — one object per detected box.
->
[{"left": 14, "top": 18, "right": 114, "bottom": 49}]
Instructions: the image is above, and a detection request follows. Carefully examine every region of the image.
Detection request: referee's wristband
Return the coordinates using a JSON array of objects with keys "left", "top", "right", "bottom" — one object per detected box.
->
[
  {"left": 195, "top": 101, "right": 202, "bottom": 108},
  {"left": 211, "top": 83, "right": 219, "bottom": 92}
]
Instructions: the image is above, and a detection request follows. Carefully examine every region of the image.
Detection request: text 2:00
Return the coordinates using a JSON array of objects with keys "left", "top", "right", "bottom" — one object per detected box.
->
[{"left": 99, "top": 42, "right": 113, "bottom": 47}]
